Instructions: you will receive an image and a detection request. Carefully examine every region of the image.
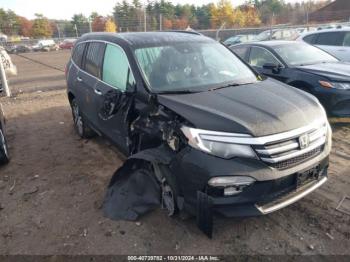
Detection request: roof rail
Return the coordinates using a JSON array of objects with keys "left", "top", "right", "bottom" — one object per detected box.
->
[{"left": 163, "top": 30, "right": 202, "bottom": 36}]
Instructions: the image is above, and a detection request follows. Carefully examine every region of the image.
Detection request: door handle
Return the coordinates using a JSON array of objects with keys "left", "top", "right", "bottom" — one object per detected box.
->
[
  {"left": 94, "top": 89, "right": 102, "bottom": 95},
  {"left": 77, "top": 76, "right": 83, "bottom": 82}
]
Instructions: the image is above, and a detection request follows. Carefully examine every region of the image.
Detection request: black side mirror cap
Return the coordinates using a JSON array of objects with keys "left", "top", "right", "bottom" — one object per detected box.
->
[
  {"left": 263, "top": 63, "right": 278, "bottom": 70},
  {"left": 263, "top": 63, "right": 282, "bottom": 73}
]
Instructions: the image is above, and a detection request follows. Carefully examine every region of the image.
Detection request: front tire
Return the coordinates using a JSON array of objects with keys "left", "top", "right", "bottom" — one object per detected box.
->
[
  {"left": 0, "top": 128, "right": 9, "bottom": 165},
  {"left": 71, "top": 99, "right": 95, "bottom": 139}
]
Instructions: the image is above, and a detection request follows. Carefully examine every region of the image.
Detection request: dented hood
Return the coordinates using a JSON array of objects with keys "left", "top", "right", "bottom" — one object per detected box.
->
[{"left": 157, "top": 79, "right": 325, "bottom": 137}]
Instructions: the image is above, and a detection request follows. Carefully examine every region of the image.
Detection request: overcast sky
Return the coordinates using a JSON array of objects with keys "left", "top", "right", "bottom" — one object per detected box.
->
[{"left": 0, "top": 0, "right": 319, "bottom": 20}]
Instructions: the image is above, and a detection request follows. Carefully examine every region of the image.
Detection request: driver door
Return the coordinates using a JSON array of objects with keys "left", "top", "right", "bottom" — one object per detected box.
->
[
  {"left": 248, "top": 46, "right": 288, "bottom": 83},
  {"left": 93, "top": 43, "right": 136, "bottom": 155}
]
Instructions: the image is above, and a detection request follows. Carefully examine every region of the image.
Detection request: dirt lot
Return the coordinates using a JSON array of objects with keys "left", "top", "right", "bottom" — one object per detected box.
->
[{"left": 0, "top": 50, "right": 349, "bottom": 255}]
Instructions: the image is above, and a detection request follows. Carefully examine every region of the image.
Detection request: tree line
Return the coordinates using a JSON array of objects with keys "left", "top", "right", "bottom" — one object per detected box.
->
[{"left": 0, "top": 0, "right": 331, "bottom": 39}]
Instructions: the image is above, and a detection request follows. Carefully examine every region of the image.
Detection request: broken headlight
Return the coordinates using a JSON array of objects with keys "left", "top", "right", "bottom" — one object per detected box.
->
[{"left": 181, "top": 126, "right": 257, "bottom": 159}]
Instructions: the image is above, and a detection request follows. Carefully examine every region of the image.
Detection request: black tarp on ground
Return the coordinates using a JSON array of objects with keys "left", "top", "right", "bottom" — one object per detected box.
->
[
  {"left": 103, "top": 160, "right": 161, "bottom": 221},
  {"left": 103, "top": 146, "right": 175, "bottom": 221}
]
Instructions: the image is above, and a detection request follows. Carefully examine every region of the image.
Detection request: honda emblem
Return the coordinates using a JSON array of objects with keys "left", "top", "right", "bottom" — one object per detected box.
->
[{"left": 299, "top": 134, "right": 310, "bottom": 149}]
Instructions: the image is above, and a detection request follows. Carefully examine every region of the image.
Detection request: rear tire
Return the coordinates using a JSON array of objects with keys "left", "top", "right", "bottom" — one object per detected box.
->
[
  {"left": 0, "top": 128, "right": 9, "bottom": 165},
  {"left": 71, "top": 99, "right": 96, "bottom": 139}
]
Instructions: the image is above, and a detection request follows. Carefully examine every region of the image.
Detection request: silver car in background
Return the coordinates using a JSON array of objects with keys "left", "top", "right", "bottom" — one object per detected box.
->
[{"left": 297, "top": 28, "right": 350, "bottom": 62}]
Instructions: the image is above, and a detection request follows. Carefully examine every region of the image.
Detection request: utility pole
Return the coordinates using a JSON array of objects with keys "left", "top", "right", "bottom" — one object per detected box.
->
[
  {"left": 216, "top": 22, "right": 226, "bottom": 41},
  {"left": 89, "top": 19, "right": 92, "bottom": 33},
  {"left": 270, "top": 12, "right": 275, "bottom": 40},
  {"left": 56, "top": 24, "right": 61, "bottom": 39},
  {"left": 144, "top": 7, "right": 147, "bottom": 32},
  {"left": 159, "top": 13, "right": 162, "bottom": 31},
  {"left": 74, "top": 24, "right": 78, "bottom": 38},
  {"left": 0, "top": 59, "right": 11, "bottom": 97}
]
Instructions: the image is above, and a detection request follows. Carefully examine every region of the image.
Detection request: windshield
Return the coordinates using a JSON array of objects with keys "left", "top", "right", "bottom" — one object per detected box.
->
[
  {"left": 224, "top": 36, "right": 240, "bottom": 43},
  {"left": 134, "top": 41, "right": 258, "bottom": 93},
  {"left": 274, "top": 43, "right": 338, "bottom": 66}
]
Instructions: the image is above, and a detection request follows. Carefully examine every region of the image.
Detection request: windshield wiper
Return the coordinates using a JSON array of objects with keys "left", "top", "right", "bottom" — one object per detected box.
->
[
  {"left": 157, "top": 89, "right": 200, "bottom": 94},
  {"left": 209, "top": 82, "right": 250, "bottom": 91}
]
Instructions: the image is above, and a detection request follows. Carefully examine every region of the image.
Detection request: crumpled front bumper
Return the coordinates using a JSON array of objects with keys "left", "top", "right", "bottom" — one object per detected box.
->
[
  {"left": 211, "top": 160, "right": 328, "bottom": 217},
  {"left": 170, "top": 139, "right": 331, "bottom": 218}
]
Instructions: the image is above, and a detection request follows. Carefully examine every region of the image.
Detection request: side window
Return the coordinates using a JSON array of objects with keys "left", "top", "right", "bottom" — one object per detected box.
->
[
  {"left": 249, "top": 47, "right": 280, "bottom": 67},
  {"left": 315, "top": 32, "right": 344, "bottom": 46},
  {"left": 84, "top": 42, "right": 105, "bottom": 78},
  {"left": 231, "top": 46, "right": 249, "bottom": 61},
  {"left": 343, "top": 32, "right": 350, "bottom": 46},
  {"left": 102, "top": 44, "right": 135, "bottom": 91},
  {"left": 72, "top": 43, "right": 86, "bottom": 67},
  {"left": 303, "top": 34, "right": 316, "bottom": 44},
  {"left": 272, "top": 31, "right": 282, "bottom": 40}
]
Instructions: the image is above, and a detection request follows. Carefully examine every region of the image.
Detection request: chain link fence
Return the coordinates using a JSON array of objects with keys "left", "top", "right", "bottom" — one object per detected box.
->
[{"left": 1, "top": 21, "right": 350, "bottom": 50}]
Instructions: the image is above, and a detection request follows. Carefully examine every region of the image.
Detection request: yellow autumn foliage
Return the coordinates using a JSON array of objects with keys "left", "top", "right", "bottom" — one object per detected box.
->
[{"left": 104, "top": 19, "right": 117, "bottom": 32}]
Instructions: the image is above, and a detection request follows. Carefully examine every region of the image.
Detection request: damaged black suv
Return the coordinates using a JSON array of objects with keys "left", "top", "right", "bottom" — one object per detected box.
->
[{"left": 66, "top": 32, "right": 332, "bottom": 236}]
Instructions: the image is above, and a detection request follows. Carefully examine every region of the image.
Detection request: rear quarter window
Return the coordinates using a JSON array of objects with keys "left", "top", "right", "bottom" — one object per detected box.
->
[{"left": 72, "top": 43, "right": 86, "bottom": 67}]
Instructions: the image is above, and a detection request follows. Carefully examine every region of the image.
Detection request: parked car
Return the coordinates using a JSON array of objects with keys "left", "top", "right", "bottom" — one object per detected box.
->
[
  {"left": 296, "top": 27, "right": 307, "bottom": 35},
  {"left": 297, "top": 28, "right": 350, "bottom": 62},
  {"left": 0, "top": 92, "right": 9, "bottom": 165},
  {"left": 59, "top": 39, "right": 76, "bottom": 49},
  {"left": 66, "top": 32, "right": 331, "bottom": 236},
  {"left": 256, "top": 29, "right": 299, "bottom": 41},
  {"left": 0, "top": 46, "right": 17, "bottom": 76},
  {"left": 7, "top": 44, "right": 32, "bottom": 54},
  {"left": 33, "top": 39, "right": 59, "bottom": 52},
  {"left": 0, "top": 34, "right": 8, "bottom": 42},
  {"left": 223, "top": 34, "right": 256, "bottom": 46},
  {"left": 230, "top": 41, "right": 350, "bottom": 117}
]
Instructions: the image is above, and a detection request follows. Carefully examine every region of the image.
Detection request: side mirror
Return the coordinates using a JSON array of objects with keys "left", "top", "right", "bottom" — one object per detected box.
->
[{"left": 263, "top": 63, "right": 282, "bottom": 73}]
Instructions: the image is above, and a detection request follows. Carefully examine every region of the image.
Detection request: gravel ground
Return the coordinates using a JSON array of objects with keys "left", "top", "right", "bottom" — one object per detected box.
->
[{"left": 0, "top": 50, "right": 349, "bottom": 255}]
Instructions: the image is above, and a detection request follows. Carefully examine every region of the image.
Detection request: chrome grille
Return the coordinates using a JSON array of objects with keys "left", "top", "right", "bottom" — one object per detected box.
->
[
  {"left": 268, "top": 146, "right": 323, "bottom": 169},
  {"left": 253, "top": 122, "right": 327, "bottom": 169}
]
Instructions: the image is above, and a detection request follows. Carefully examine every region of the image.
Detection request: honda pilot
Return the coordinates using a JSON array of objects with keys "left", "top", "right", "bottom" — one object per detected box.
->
[{"left": 66, "top": 32, "right": 332, "bottom": 236}]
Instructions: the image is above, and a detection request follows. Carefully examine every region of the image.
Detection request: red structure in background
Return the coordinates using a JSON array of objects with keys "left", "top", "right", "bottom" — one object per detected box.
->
[{"left": 310, "top": 0, "right": 350, "bottom": 23}]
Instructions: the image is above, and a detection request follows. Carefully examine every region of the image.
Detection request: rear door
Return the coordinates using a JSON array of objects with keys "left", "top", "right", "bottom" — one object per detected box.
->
[
  {"left": 78, "top": 41, "right": 106, "bottom": 127},
  {"left": 313, "top": 31, "right": 346, "bottom": 61},
  {"left": 68, "top": 42, "right": 87, "bottom": 111},
  {"left": 93, "top": 43, "right": 136, "bottom": 154}
]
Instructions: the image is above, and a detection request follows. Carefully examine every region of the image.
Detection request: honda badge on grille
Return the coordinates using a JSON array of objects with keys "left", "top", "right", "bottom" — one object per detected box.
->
[{"left": 299, "top": 134, "right": 310, "bottom": 149}]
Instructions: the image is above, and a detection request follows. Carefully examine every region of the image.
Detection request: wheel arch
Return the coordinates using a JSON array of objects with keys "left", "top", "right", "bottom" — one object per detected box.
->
[
  {"left": 288, "top": 80, "right": 314, "bottom": 93},
  {"left": 67, "top": 91, "right": 75, "bottom": 105}
]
